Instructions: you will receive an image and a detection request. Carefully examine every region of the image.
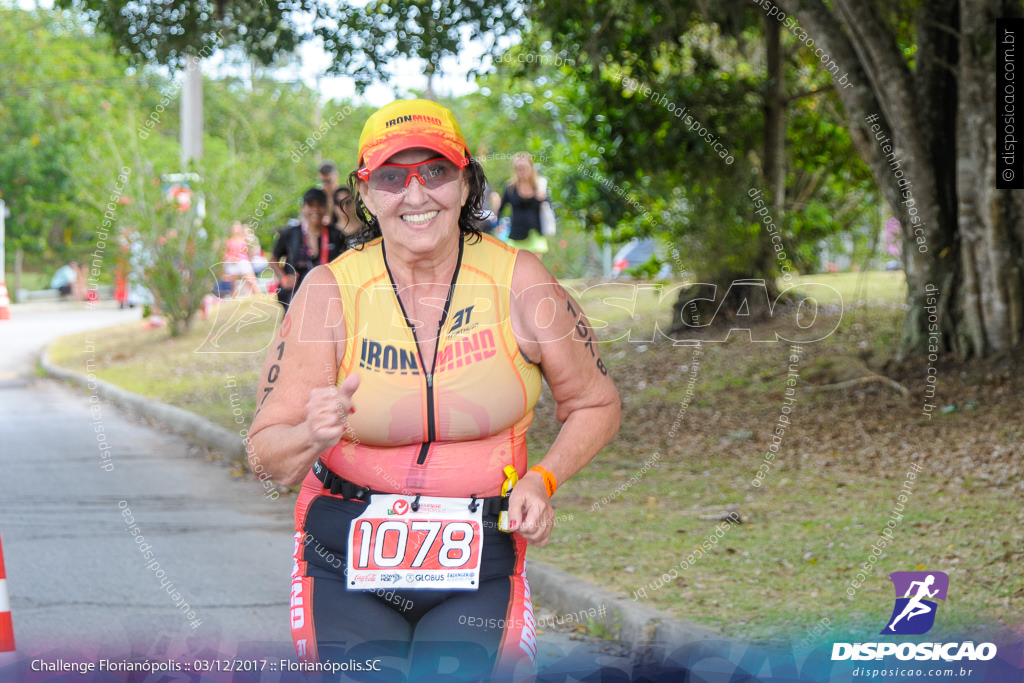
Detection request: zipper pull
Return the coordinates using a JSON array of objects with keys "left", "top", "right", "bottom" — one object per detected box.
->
[{"left": 498, "top": 466, "right": 519, "bottom": 533}]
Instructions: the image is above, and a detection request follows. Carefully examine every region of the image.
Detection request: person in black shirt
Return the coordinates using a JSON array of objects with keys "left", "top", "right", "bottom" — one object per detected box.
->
[
  {"left": 271, "top": 188, "right": 347, "bottom": 309},
  {"left": 319, "top": 161, "right": 341, "bottom": 226}
]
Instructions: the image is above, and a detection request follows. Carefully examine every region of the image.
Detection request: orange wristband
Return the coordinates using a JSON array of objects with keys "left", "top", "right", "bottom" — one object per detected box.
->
[{"left": 530, "top": 465, "right": 557, "bottom": 498}]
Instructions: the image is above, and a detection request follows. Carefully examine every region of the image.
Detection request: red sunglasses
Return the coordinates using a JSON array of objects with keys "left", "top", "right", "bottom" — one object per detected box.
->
[{"left": 357, "top": 157, "right": 461, "bottom": 193}]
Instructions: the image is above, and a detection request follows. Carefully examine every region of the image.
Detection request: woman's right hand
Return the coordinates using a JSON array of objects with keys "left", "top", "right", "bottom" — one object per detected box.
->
[
  {"left": 279, "top": 273, "right": 296, "bottom": 289},
  {"left": 304, "top": 375, "right": 361, "bottom": 453}
]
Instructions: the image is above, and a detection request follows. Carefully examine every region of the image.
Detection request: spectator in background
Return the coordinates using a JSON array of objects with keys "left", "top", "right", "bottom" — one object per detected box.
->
[
  {"left": 497, "top": 152, "right": 550, "bottom": 254},
  {"left": 319, "top": 161, "right": 340, "bottom": 226},
  {"left": 331, "top": 186, "right": 363, "bottom": 249},
  {"left": 223, "top": 221, "right": 261, "bottom": 297},
  {"left": 270, "top": 188, "right": 346, "bottom": 309},
  {"left": 50, "top": 261, "right": 78, "bottom": 299},
  {"left": 247, "top": 228, "right": 270, "bottom": 279}
]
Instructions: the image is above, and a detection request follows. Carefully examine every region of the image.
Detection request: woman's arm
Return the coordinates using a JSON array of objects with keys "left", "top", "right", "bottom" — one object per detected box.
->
[
  {"left": 507, "top": 251, "right": 621, "bottom": 545},
  {"left": 269, "top": 228, "right": 296, "bottom": 287},
  {"left": 497, "top": 185, "right": 512, "bottom": 218},
  {"left": 247, "top": 265, "right": 358, "bottom": 486}
]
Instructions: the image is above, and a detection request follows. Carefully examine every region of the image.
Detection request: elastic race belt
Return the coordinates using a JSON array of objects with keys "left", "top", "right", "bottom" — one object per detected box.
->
[{"left": 311, "top": 459, "right": 509, "bottom": 516}]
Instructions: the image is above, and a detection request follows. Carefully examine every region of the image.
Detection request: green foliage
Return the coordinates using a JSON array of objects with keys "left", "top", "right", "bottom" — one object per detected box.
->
[
  {"left": 53, "top": 0, "right": 307, "bottom": 68},
  {"left": 0, "top": 8, "right": 134, "bottom": 260},
  {"left": 780, "top": 45, "right": 876, "bottom": 273},
  {"left": 139, "top": 199, "right": 219, "bottom": 337},
  {"left": 316, "top": 0, "right": 523, "bottom": 90},
  {"left": 6, "top": 0, "right": 879, "bottom": 304},
  {"left": 51, "top": 0, "right": 523, "bottom": 96},
  {"left": 517, "top": 1, "right": 876, "bottom": 282},
  {"left": 0, "top": 7, "right": 372, "bottom": 284}
]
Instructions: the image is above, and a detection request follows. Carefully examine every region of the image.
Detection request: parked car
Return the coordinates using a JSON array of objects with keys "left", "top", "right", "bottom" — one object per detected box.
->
[{"left": 612, "top": 238, "right": 674, "bottom": 279}]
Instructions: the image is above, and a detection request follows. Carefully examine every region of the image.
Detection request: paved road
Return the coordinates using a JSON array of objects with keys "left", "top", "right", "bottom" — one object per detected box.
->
[
  {"left": 0, "top": 302, "right": 626, "bottom": 676},
  {"left": 0, "top": 303, "right": 294, "bottom": 661}
]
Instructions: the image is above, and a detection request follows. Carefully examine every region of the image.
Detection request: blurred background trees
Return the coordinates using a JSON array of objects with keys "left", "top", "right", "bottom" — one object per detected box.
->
[{"left": 4, "top": 0, "right": 1019, "bottom": 359}]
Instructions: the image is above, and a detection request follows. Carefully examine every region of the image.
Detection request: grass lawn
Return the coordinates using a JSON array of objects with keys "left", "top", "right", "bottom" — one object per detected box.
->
[{"left": 47, "top": 273, "right": 1023, "bottom": 645}]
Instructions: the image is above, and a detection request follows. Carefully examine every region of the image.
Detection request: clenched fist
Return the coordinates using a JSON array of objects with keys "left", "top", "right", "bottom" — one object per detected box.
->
[{"left": 305, "top": 374, "right": 361, "bottom": 453}]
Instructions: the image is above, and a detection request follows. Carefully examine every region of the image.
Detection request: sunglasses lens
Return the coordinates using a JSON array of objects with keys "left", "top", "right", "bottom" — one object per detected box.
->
[
  {"left": 419, "top": 160, "right": 459, "bottom": 188},
  {"left": 368, "top": 168, "right": 407, "bottom": 193}
]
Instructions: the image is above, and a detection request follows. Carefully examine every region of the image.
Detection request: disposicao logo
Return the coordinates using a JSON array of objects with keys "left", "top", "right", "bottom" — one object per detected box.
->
[
  {"left": 882, "top": 571, "right": 948, "bottom": 635},
  {"left": 831, "top": 570, "right": 998, "bottom": 662}
]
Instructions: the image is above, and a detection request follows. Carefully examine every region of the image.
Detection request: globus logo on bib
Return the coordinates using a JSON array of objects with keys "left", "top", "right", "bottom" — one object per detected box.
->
[{"left": 831, "top": 571, "right": 997, "bottom": 662}]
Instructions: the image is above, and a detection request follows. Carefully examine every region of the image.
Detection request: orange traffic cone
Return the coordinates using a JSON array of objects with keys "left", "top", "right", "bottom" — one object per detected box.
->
[
  {"left": 0, "top": 532, "right": 14, "bottom": 653},
  {"left": 0, "top": 283, "right": 10, "bottom": 321}
]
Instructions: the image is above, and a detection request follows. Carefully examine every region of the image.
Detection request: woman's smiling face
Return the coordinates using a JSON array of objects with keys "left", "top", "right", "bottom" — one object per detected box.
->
[{"left": 359, "top": 147, "right": 470, "bottom": 256}]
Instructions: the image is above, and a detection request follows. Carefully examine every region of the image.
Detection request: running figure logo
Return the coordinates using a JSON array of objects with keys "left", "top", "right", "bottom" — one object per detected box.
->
[{"left": 881, "top": 571, "right": 949, "bottom": 635}]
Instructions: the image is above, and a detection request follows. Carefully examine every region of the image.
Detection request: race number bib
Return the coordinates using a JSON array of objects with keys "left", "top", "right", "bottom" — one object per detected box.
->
[{"left": 347, "top": 495, "right": 483, "bottom": 591}]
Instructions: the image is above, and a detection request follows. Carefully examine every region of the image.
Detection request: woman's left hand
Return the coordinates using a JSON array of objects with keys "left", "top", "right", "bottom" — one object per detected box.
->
[{"left": 507, "top": 472, "right": 554, "bottom": 546}]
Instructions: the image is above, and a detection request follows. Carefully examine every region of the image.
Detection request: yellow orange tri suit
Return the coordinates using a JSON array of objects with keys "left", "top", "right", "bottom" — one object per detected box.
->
[{"left": 291, "top": 233, "right": 543, "bottom": 680}]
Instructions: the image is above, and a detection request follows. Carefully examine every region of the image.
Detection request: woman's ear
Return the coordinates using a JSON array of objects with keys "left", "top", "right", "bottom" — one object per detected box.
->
[{"left": 357, "top": 180, "right": 378, "bottom": 216}]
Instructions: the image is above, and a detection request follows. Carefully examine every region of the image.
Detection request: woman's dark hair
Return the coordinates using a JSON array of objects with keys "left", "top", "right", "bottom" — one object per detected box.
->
[
  {"left": 302, "top": 187, "right": 328, "bottom": 206},
  {"left": 345, "top": 156, "right": 488, "bottom": 248},
  {"left": 332, "top": 186, "right": 353, "bottom": 232}
]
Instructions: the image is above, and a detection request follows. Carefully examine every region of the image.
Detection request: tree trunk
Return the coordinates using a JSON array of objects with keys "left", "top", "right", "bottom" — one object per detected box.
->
[
  {"left": 955, "top": 0, "right": 1024, "bottom": 357},
  {"left": 760, "top": 15, "right": 787, "bottom": 296},
  {"left": 670, "top": 16, "right": 788, "bottom": 336},
  {"left": 782, "top": 0, "right": 960, "bottom": 357}
]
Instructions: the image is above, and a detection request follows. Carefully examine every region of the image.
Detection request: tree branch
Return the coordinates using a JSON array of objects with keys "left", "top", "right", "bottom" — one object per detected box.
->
[
  {"left": 832, "top": 0, "right": 920, "bottom": 147},
  {"left": 805, "top": 373, "right": 910, "bottom": 397},
  {"left": 778, "top": 0, "right": 903, "bottom": 217},
  {"left": 785, "top": 84, "right": 835, "bottom": 103}
]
